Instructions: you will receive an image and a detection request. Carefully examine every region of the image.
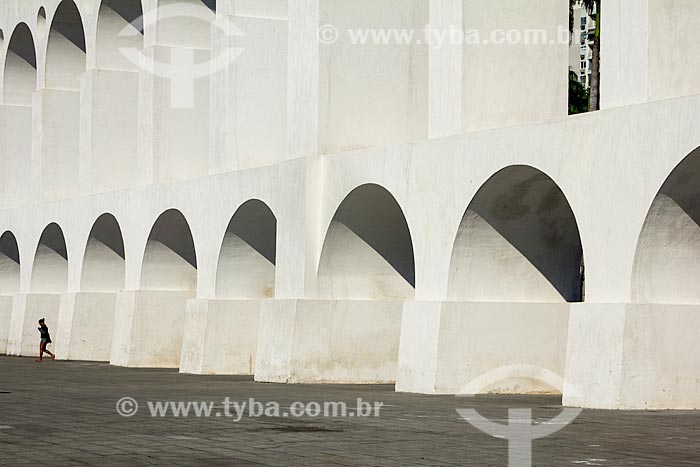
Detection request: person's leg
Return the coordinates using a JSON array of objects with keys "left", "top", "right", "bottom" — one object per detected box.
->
[
  {"left": 36, "top": 342, "right": 44, "bottom": 362},
  {"left": 44, "top": 345, "right": 55, "bottom": 360}
]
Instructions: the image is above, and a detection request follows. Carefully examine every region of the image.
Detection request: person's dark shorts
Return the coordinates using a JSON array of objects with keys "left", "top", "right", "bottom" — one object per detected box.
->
[{"left": 40, "top": 338, "right": 51, "bottom": 347}]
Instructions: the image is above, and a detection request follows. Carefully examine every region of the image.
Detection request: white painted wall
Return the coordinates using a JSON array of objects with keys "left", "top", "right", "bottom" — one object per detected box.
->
[
  {"left": 0, "top": 296, "right": 12, "bottom": 354},
  {"left": 462, "top": 0, "right": 568, "bottom": 131},
  {"left": 210, "top": 16, "right": 288, "bottom": 173},
  {"left": 180, "top": 298, "right": 260, "bottom": 374},
  {"left": 0, "top": 105, "right": 33, "bottom": 207},
  {"left": 56, "top": 292, "right": 115, "bottom": 361},
  {"left": 318, "top": 0, "right": 428, "bottom": 154},
  {"left": 397, "top": 301, "right": 570, "bottom": 394},
  {"left": 0, "top": 0, "right": 699, "bottom": 409},
  {"left": 111, "top": 289, "right": 193, "bottom": 368},
  {"left": 565, "top": 303, "right": 700, "bottom": 410},
  {"left": 256, "top": 299, "right": 403, "bottom": 383}
]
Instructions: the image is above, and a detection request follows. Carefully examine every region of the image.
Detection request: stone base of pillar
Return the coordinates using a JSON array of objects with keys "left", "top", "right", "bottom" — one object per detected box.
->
[
  {"left": 396, "top": 301, "right": 570, "bottom": 395},
  {"left": 110, "top": 290, "right": 194, "bottom": 368},
  {"left": 564, "top": 303, "right": 700, "bottom": 410},
  {"left": 255, "top": 299, "right": 403, "bottom": 384},
  {"left": 7, "top": 294, "right": 61, "bottom": 356},
  {"left": 55, "top": 293, "right": 117, "bottom": 361},
  {"left": 0, "top": 296, "right": 13, "bottom": 355},
  {"left": 180, "top": 298, "right": 261, "bottom": 375}
]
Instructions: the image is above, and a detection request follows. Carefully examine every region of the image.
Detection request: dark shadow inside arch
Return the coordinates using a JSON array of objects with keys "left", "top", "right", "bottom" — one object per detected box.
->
[
  {"left": 215, "top": 200, "right": 277, "bottom": 299},
  {"left": 317, "top": 184, "right": 415, "bottom": 300},
  {"left": 7, "top": 23, "right": 37, "bottom": 68},
  {"left": 654, "top": 147, "right": 700, "bottom": 225},
  {"left": 201, "top": 0, "right": 216, "bottom": 12},
  {"left": 141, "top": 209, "right": 197, "bottom": 291},
  {"left": 52, "top": 0, "right": 86, "bottom": 52},
  {"left": 147, "top": 210, "right": 197, "bottom": 268},
  {"left": 225, "top": 200, "right": 276, "bottom": 265},
  {"left": 100, "top": 0, "right": 145, "bottom": 28},
  {"left": 332, "top": 184, "right": 415, "bottom": 287},
  {"left": 632, "top": 147, "right": 700, "bottom": 303},
  {"left": 449, "top": 166, "right": 584, "bottom": 302},
  {"left": 87, "top": 214, "right": 125, "bottom": 259},
  {"left": 31, "top": 223, "right": 69, "bottom": 293},
  {"left": 0, "top": 231, "right": 21, "bottom": 294},
  {"left": 82, "top": 214, "right": 125, "bottom": 292},
  {"left": 38, "top": 223, "right": 68, "bottom": 260},
  {"left": 4, "top": 23, "right": 37, "bottom": 105},
  {"left": 0, "top": 231, "right": 20, "bottom": 265}
]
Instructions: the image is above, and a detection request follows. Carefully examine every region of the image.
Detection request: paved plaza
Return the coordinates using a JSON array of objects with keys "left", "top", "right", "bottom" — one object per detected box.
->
[{"left": 0, "top": 357, "right": 698, "bottom": 466}]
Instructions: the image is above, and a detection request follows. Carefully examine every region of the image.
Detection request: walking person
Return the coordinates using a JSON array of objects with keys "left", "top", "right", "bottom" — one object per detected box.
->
[{"left": 36, "top": 318, "right": 55, "bottom": 363}]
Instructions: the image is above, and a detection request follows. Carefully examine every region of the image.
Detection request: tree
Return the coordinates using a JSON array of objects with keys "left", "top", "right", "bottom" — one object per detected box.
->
[{"left": 569, "top": 71, "right": 589, "bottom": 115}]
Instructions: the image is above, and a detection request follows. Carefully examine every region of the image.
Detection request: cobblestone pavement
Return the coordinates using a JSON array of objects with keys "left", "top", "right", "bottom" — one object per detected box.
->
[{"left": 0, "top": 356, "right": 699, "bottom": 466}]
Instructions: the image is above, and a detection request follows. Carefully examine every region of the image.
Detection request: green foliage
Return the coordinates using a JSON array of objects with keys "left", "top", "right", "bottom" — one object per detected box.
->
[{"left": 569, "top": 71, "right": 589, "bottom": 115}]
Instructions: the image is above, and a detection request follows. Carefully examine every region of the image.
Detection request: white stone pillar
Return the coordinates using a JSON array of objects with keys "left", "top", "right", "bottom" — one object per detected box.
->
[
  {"left": 0, "top": 104, "right": 35, "bottom": 207},
  {"left": 428, "top": 0, "right": 463, "bottom": 138},
  {"left": 564, "top": 303, "right": 700, "bottom": 410},
  {"left": 80, "top": 69, "right": 139, "bottom": 194},
  {"left": 110, "top": 290, "right": 193, "bottom": 368}
]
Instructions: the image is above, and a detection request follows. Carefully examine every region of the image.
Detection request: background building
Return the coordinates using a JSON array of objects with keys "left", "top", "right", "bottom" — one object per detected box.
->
[{"left": 569, "top": 0, "right": 596, "bottom": 89}]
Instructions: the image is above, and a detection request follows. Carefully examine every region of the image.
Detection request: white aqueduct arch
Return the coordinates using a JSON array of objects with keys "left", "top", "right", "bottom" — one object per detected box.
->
[
  {"left": 3, "top": 22, "right": 37, "bottom": 105},
  {"left": 447, "top": 165, "right": 584, "bottom": 303},
  {"left": 0, "top": 231, "right": 20, "bottom": 295},
  {"left": 317, "top": 183, "right": 416, "bottom": 300},
  {"left": 632, "top": 147, "right": 700, "bottom": 304},
  {"left": 140, "top": 209, "right": 198, "bottom": 291},
  {"left": 81, "top": 213, "right": 126, "bottom": 292},
  {"left": 31, "top": 223, "right": 69, "bottom": 294},
  {"left": 45, "top": 0, "right": 87, "bottom": 90},
  {"left": 215, "top": 199, "right": 277, "bottom": 299},
  {"left": 95, "top": 0, "right": 144, "bottom": 71}
]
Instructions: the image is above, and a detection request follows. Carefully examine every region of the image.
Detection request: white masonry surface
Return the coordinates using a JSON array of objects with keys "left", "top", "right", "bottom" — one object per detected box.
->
[{"left": 1, "top": 0, "right": 700, "bottom": 410}]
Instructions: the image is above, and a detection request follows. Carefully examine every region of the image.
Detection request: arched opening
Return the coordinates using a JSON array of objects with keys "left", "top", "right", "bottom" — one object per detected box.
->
[
  {"left": 111, "top": 209, "right": 196, "bottom": 368},
  {"left": 42, "top": 0, "right": 86, "bottom": 201},
  {"left": 216, "top": 200, "right": 276, "bottom": 299},
  {"left": 0, "top": 24, "right": 36, "bottom": 207},
  {"left": 57, "top": 214, "right": 126, "bottom": 361},
  {"left": 0, "top": 231, "right": 18, "bottom": 355},
  {"left": 31, "top": 223, "right": 68, "bottom": 293},
  {"left": 181, "top": 199, "right": 275, "bottom": 375},
  {"left": 632, "top": 148, "right": 700, "bottom": 303},
  {"left": 448, "top": 166, "right": 584, "bottom": 303},
  {"left": 3, "top": 23, "right": 37, "bottom": 106},
  {"left": 37, "top": 7, "right": 47, "bottom": 38},
  {"left": 0, "top": 232, "right": 20, "bottom": 294},
  {"left": 318, "top": 184, "right": 415, "bottom": 300},
  {"left": 155, "top": 0, "right": 216, "bottom": 48},
  {"left": 141, "top": 209, "right": 197, "bottom": 291},
  {"left": 81, "top": 214, "right": 125, "bottom": 292},
  {"left": 96, "top": 0, "right": 143, "bottom": 71},
  {"left": 46, "top": 0, "right": 86, "bottom": 90}
]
